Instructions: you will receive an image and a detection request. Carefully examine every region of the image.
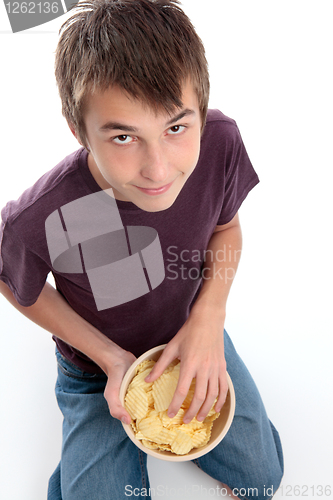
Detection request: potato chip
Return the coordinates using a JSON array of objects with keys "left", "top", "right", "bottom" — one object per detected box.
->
[
  {"left": 160, "top": 408, "right": 185, "bottom": 427},
  {"left": 152, "top": 369, "right": 179, "bottom": 411},
  {"left": 178, "top": 418, "right": 203, "bottom": 433},
  {"left": 135, "top": 431, "right": 146, "bottom": 440},
  {"left": 130, "top": 420, "right": 138, "bottom": 432},
  {"left": 155, "top": 443, "right": 172, "bottom": 451},
  {"left": 205, "top": 397, "right": 218, "bottom": 416},
  {"left": 124, "top": 386, "right": 148, "bottom": 420},
  {"left": 147, "top": 391, "right": 154, "bottom": 408},
  {"left": 128, "top": 368, "right": 153, "bottom": 392},
  {"left": 201, "top": 423, "right": 213, "bottom": 446},
  {"left": 138, "top": 415, "right": 163, "bottom": 439},
  {"left": 136, "top": 359, "right": 156, "bottom": 374},
  {"left": 153, "top": 427, "right": 177, "bottom": 445},
  {"left": 171, "top": 430, "right": 193, "bottom": 455},
  {"left": 141, "top": 439, "right": 160, "bottom": 450},
  {"left": 163, "top": 359, "right": 179, "bottom": 373},
  {"left": 190, "top": 427, "right": 210, "bottom": 448},
  {"left": 204, "top": 411, "right": 220, "bottom": 423},
  {"left": 146, "top": 408, "right": 160, "bottom": 418}
]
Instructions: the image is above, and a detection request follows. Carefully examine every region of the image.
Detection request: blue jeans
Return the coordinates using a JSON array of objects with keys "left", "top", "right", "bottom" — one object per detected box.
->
[{"left": 48, "top": 331, "right": 283, "bottom": 500}]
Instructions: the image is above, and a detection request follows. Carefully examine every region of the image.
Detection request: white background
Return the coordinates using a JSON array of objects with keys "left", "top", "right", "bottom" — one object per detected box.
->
[{"left": 0, "top": 1, "right": 332, "bottom": 499}]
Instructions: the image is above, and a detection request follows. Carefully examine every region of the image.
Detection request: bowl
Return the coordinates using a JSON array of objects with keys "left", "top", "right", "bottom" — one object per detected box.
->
[{"left": 119, "top": 344, "right": 236, "bottom": 461}]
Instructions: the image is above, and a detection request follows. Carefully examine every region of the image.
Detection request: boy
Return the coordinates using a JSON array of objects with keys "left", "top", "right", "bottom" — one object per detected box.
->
[{"left": 0, "top": 0, "right": 283, "bottom": 498}]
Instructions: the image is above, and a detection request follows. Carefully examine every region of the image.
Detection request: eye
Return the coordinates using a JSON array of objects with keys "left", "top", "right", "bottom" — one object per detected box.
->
[
  {"left": 112, "top": 135, "right": 134, "bottom": 145},
  {"left": 168, "top": 125, "right": 185, "bottom": 135}
]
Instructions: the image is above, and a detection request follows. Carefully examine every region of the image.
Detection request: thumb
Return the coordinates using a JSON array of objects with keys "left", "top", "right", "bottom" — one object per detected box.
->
[{"left": 104, "top": 372, "right": 132, "bottom": 425}]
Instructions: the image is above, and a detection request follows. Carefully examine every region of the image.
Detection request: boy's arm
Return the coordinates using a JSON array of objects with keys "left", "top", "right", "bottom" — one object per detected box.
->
[
  {"left": 146, "top": 212, "right": 242, "bottom": 423},
  {"left": 0, "top": 280, "right": 135, "bottom": 424}
]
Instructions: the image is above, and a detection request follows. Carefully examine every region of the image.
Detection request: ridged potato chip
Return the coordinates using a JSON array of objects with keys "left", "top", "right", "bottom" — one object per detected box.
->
[
  {"left": 124, "top": 386, "right": 148, "bottom": 420},
  {"left": 147, "top": 391, "right": 154, "bottom": 408},
  {"left": 160, "top": 408, "right": 185, "bottom": 427},
  {"left": 153, "top": 427, "right": 177, "bottom": 445},
  {"left": 152, "top": 369, "right": 179, "bottom": 411},
  {"left": 178, "top": 418, "right": 204, "bottom": 433},
  {"left": 128, "top": 368, "right": 153, "bottom": 392},
  {"left": 190, "top": 427, "right": 211, "bottom": 448},
  {"left": 205, "top": 397, "right": 218, "bottom": 417},
  {"left": 136, "top": 360, "right": 156, "bottom": 373},
  {"left": 138, "top": 415, "right": 163, "bottom": 439},
  {"left": 142, "top": 439, "right": 160, "bottom": 450},
  {"left": 153, "top": 443, "right": 171, "bottom": 451},
  {"left": 171, "top": 430, "right": 193, "bottom": 455}
]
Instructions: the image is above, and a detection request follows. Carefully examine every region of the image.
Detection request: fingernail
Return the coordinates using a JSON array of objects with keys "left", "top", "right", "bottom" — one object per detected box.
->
[
  {"left": 121, "top": 416, "right": 129, "bottom": 424},
  {"left": 168, "top": 412, "right": 175, "bottom": 418},
  {"left": 197, "top": 415, "right": 204, "bottom": 422}
]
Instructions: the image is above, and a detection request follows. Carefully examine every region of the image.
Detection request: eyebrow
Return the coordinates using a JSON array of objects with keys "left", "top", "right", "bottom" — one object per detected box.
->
[{"left": 99, "top": 108, "right": 195, "bottom": 133}]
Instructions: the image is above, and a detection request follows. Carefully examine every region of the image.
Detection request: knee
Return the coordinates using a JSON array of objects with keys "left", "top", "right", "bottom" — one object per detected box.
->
[
  {"left": 245, "top": 463, "right": 284, "bottom": 500},
  {"left": 236, "top": 447, "right": 283, "bottom": 500},
  {"left": 246, "top": 420, "right": 284, "bottom": 499}
]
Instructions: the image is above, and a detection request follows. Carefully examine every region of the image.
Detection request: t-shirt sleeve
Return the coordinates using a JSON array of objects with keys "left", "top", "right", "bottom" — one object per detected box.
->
[
  {"left": 216, "top": 122, "right": 259, "bottom": 226},
  {"left": 0, "top": 211, "right": 50, "bottom": 307}
]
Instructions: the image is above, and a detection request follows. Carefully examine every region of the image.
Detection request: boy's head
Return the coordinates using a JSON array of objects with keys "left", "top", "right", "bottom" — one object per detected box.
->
[{"left": 55, "top": 0, "right": 210, "bottom": 150}]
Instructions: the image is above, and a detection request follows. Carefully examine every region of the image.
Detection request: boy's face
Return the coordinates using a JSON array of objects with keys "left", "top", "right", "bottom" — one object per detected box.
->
[{"left": 81, "top": 80, "right": 202, "bottom": 212}]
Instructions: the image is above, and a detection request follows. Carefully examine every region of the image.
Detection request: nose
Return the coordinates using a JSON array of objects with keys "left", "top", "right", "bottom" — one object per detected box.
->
[{"left": 140, "top": 143, "right": 169, "bottom": 183}]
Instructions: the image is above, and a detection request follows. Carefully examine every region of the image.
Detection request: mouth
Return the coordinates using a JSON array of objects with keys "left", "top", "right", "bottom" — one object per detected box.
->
[{"left": 135, "top": 180, "right": 174, "bottom": 196}]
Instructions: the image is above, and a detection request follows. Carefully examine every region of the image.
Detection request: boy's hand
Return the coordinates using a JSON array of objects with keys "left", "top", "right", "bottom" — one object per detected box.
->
[
  {"left": 145, "top": 305, "right": 228, "bottom": 423},
  {"left": 103, "top": 349, "right": 136, "bottom": 424}
]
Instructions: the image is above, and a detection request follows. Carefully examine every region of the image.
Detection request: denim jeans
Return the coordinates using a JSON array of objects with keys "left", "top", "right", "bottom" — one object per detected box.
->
[{"left": 48, "top": 331, "right": 283, "bottom": 500}]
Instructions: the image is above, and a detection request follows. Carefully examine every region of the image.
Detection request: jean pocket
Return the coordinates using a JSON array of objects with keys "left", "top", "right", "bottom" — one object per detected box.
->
[{"left": 56, "top": 349, "right": 101, "bottom": 381}]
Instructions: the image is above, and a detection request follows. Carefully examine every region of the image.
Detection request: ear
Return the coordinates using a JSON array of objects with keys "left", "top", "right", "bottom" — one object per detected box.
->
[{"left": 68, "top": 122, "right": 83, "bottom": 146}]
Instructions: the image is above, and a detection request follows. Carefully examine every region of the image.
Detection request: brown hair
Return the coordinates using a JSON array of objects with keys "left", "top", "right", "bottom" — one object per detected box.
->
[{"left": 55, "top": 0, "right": 210, "bottom": 148}]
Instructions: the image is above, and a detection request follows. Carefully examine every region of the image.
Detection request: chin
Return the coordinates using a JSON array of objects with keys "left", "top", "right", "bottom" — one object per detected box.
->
[{"left": 136, "top": 194, "right": 178, "bottom": 213}]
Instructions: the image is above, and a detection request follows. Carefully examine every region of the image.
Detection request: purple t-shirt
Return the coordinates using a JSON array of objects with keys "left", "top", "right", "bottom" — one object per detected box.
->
[{"left": 0, "top": 109, "right": 259, "bottom": 373}]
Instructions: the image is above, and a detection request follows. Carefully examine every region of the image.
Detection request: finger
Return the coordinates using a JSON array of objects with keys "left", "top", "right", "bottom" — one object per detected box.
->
[
  {"left": 145, "top": 346, "right": 177, "bottom": 383},
  {"left": 215, "top": 374, "right": 229, "bottom": 412},
  {"left": 104, "top": 373, "right": 131, "bottom": 424},
  {"left": 182, "top": 371, "right": 210, "bottom": 423},
  {"left": 167, "top": 370, "right": 194, "bottom": 418},
  {"left": 196, "top": 378, "right": 220, "bottom": 422},
  {"left": 109, "top": 398, "right": 132, "bottom": 425}
]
